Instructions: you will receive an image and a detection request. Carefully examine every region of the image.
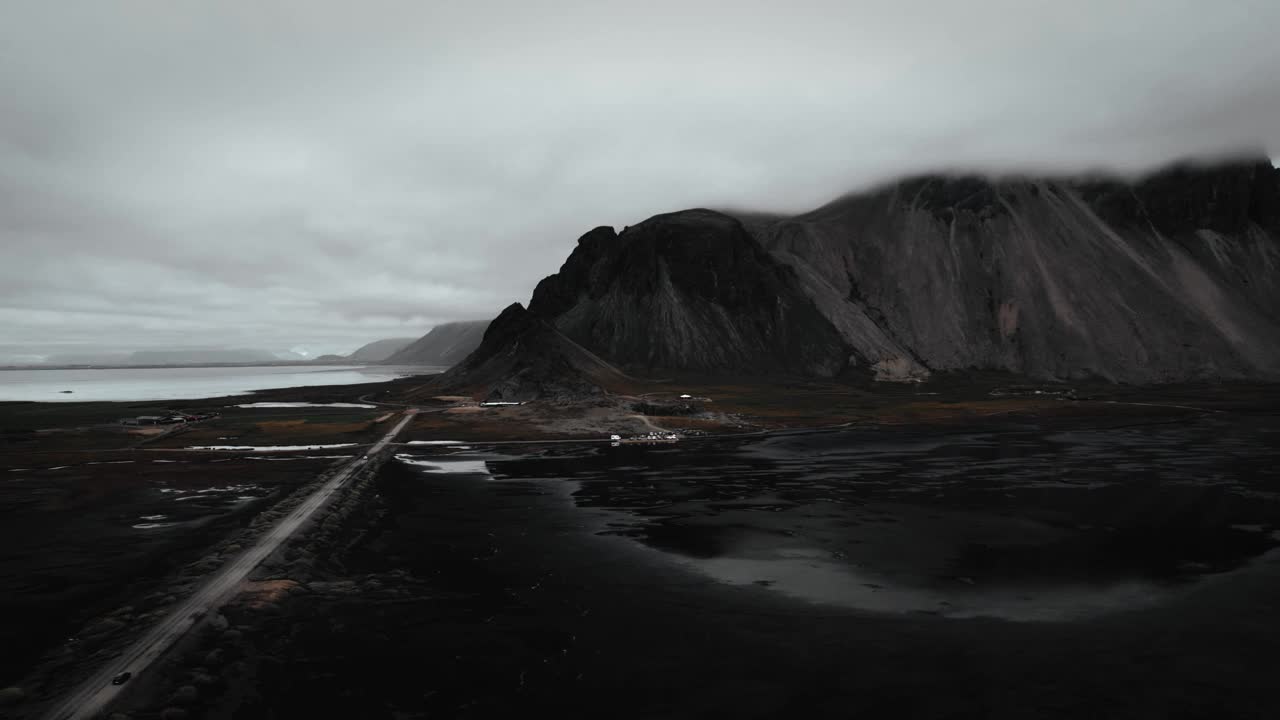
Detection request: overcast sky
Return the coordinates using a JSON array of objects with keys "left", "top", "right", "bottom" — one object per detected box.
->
[{"left": 2, "top": 0, "right": 1279, "bottom": 361}]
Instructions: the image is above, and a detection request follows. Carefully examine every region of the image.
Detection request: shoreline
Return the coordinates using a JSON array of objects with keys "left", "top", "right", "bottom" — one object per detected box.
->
[
  {"left": 120, "top": 408, "right": 1280, "bottom": 719},
  {"left": 2, "top": 373, "right": 1279, "bottom": 717}
]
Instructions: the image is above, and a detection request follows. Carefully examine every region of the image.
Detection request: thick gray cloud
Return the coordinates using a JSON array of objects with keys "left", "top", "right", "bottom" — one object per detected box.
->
[{"left": 2, "top": 0, "right": 1278, "bottom": 360}]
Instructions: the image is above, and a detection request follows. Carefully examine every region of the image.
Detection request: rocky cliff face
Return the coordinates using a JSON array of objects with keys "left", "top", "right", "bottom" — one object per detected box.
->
[
  {"left": 384, "top": 320, "right": 489, "bottom": 367},
  {"left": 449, "top": 157, "right": 1280, "bottom": 397},
  {"left": 431, "top": 304, "right": 627, "bottom": 402},
  {"left": 757, "top": 159, "right": 1280, "bottom": 382},
  {"left": 528, "top": 209, "right": 848, "bottom": 376}
]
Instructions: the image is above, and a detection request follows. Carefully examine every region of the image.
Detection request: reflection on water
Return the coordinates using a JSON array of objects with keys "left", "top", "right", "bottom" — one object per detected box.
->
[
  {"left": 242, "top": 454, "right": 355, "bottom": 461},
  {"left": 234, "top": 402, "right": 378, "bottom": 409},
  {"left": 672, "top": 529, "right": 1175, "bottom": 622},
  {"left": 157, "top": 483, "right": 266, "bottom": 505},
  {"left": 131, "top": 482, "right": 269, "bottom": 530},
  {"left": 188, "top": 444, "right": 358, "bottom": 451},
  {"left": 692, "top": 555, "right": 1162, "bottom": 621},
  {"left": 395, "top": 454, "right": 491, "bottom": 475},
  {"left": 0, "top": 365, "right": 422, "bottom": 402},
  {"left": 399, "top": 413, "right": 1280, "bottom": 622}
]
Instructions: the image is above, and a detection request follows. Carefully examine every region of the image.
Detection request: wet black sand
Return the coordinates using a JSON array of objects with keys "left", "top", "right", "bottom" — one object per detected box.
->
[
  {"left": 0, "top": 455, "right": 339, "bottom": 689},
  {"left": 216, "top": 409, "right": 1280, "bottom": 719},
  {"left": 0, "top": 375, "right": 428, "bottom": 689}
]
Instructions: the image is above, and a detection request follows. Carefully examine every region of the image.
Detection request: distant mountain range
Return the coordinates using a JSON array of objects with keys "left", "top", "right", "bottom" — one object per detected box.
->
[
  {"left": 312, "top": 338, "right": 417, "bottom": 364},
  {"left": 436, "top": 156, "right": 1280, "bottom": 400},
  {"left": 38, "top": 348, "right": 302, "bottom": 366},
  {"left": 431, "top": 307, "right": 623, "bottom": 401},
  {"left": 24, "top": 322, "right": 493, "bottom": 370},
  {"left": 313, "top": 322, "right": 490, "bottom": 367},
  {"left": 383, "top": 321, "right": 490, "bottom": 366}
]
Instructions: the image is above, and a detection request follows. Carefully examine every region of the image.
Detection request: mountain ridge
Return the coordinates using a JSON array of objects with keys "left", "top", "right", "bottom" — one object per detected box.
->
[
  {"left": 443, "top": 155, "right": 1280, "bottom": 399},
  {"left": 384, "top": 320, "right": 490, "bottom": 367},
  {"left": 428, "top": 304, "right": 628, "bottom": 402},
  {"left": 753, "top": 158, "right": 1280, "bottom": 382},
  {"left": 313, "top": 337, "right": 418, "bottom": 364},
  {"left": 528, "top": 209, "right": 849, "bottom": 376}
]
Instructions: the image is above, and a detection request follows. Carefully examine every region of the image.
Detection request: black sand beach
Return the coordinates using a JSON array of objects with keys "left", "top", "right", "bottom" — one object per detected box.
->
[{"left": 205, "top": 408, "right": 1280, "bottom": 719}]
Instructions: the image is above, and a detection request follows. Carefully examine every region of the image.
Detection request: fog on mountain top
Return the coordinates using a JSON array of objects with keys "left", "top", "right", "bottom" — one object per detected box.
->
[{"left": 1, "top": 0, "right": 1278, "bottom": 360}]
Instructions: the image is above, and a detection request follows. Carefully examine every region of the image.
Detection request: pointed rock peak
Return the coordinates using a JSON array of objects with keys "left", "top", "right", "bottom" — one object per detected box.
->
[
  {"left": 429, "top": 299, "right": 628, "bottom": 403},
  {"left": 527, "top": 205, "right": 849, "bottom": 376},
  {"left": 490, "top": 301, "right": 532, "bottom": 327},
  {"left": 577, "top": 225, "right": 618, "bottom": 246},
  {"left": 465, "top": 303, "right": 540, "bottom": 365}
]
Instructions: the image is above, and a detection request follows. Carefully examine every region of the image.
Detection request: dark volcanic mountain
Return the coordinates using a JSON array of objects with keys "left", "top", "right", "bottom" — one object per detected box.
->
[
  {"left": 384, "top": 320, "right": 489, "bottom": 367},
  {"left": 756, "top": 158, "right": 1280, "bottom": 382},
  {"left": 429, "top": 304, "right": 626, "bottom": 402},
  {"left": 528, "top": 210, "right": 848, "bottom": 376},
  {"left": 447, "top": 157, "right": 1280, "bottom": 397}
]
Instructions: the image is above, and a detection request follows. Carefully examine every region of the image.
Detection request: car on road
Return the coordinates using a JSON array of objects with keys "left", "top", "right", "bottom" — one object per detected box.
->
[{"left": 111, "top": 671, "right": 132, "bottom": 685}]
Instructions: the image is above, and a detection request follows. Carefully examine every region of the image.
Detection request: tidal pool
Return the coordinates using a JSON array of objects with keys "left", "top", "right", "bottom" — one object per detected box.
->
[{"left": 400, "top": 412, "right": 1280, "bottom": 621}]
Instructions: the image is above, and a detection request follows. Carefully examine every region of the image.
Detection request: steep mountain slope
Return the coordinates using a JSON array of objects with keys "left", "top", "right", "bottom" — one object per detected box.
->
[
  {"left": 312, "top": 338, "right": 415, "bottom": 364},
  {"left": 445, "top": 156, "right": 1280, "bottom": 397},
  {"left": 347, "top": 338, "right": 416, "bottom": 363},
  {"left": 528, "top": 209, "right": 848, "bottom": 376},
  {"left": 755, "top": 159, "right": 1280, "bottom": 382},
  {"left": 384, "top": 320, "right": 489, "bottom": 367},
  {"left": 428, "top": 304, "right": 628, "bottom": 402}
]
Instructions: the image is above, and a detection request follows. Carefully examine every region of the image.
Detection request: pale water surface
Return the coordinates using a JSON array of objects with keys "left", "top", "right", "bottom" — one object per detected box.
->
[
  {"left": 0, "top": 365, "right": 429, "bottom": 402},
  {"left": 394, "top": 413, "right": 1280, "bottom": 622}
]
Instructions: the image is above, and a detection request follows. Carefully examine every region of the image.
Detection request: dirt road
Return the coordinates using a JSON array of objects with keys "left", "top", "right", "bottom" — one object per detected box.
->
[{"left": 40, "top": 411, "right": 417, "bottom": 720}]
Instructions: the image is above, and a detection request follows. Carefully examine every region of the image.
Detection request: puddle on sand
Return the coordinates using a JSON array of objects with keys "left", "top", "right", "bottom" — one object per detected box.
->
[
  {"left": 676, "top": 538, "right": 1167, "bottom": 622},
  {"left": 233, "top": 402, "right": 376, "bottom": 409},
  {"left": 157, "top": 483, "right": 266, "bottom": 505},
  {"left": 612, "top": 503, "right": 1280, "bottom": 622},
  {"left": 187, "top": 444, "right": 357, "bottom": 451},
  {"left": 486, "top": 417, "right": 1280, "bottom": 623},
  {"left": 131, "top": 513, "right": 176, "bottom": 530},
  {"left": 196, "top": 484, "right": 263, "bottom": 494},
  {"left": 241, "top": 454, "right": 355, "bottom": 461},
  {"left": 396, "top": 454, "right": 491, "bottom": 475}
]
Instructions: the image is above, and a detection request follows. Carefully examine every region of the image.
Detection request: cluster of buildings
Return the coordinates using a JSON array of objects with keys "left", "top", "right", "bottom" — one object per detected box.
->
[
  {"left": 611, "top": 431, "right": 681, "bottom": 446},
  {"left": 119, "top": 411, "right": 220, "bottom": 427}
]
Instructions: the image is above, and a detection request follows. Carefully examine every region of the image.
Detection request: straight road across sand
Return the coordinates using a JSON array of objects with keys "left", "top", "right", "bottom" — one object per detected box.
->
[{"left": 42, "top": 411, "right": 417, "bottom": 720}]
